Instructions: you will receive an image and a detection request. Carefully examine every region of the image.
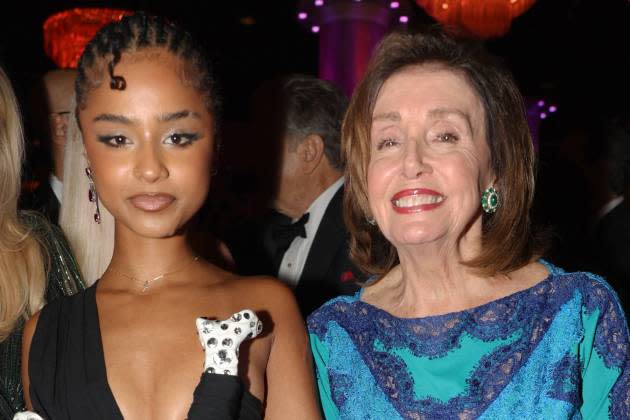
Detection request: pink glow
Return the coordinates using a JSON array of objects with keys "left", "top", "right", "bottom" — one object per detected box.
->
[
  {"left": 549, "top": 105, "right": 557, "bottom": 113},
  {"left": 399, "top": 15, "right": 409, "bottom": 23},
  {"left": 311, "top": 25, "right": 320, "bottom": 33},
  {"left": 390, "top": 1, "right": 400, "bottom": 8},
  {"left": 315, "top": 0, "right": 324, "bottom": 6},
  {"left": 540, "top": 112, "right": 547, "bottom": 119},
  {"left": 537, "top": 100, "right": 545, "bottom": 107},
  {"left": 298, "top": 12, "right": 308, "bottom": 20}
]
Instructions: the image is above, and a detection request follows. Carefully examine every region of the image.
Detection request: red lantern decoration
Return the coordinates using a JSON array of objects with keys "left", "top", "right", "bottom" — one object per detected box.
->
[
  {"left": 415, "top": 0, "right": 536, "bottom": 38},
  {"left": 43, "top": 8, "right": 133, "bottom": 69}
]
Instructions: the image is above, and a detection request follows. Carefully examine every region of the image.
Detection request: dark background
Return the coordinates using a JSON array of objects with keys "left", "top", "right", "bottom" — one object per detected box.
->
[
  {"left": 2, "top": 0, "right": 629, "bottom": 121},
  {"left": 1, "top": 0, "right": 630, "bottom": 240}
]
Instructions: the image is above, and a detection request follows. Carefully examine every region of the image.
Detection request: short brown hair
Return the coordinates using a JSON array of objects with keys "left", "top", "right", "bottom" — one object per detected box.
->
[{"left": 343, "top": 28, "right": 544, "bottom": 277}]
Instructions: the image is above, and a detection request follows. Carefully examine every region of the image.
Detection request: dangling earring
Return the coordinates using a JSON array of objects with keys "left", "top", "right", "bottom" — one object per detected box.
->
[
  {"left": 85, "top": 167, "right": 101, "bottom": 224},
  {"left": 366, "top": 216, "right": 376, "bottom": 226},
  {"left": 481, "top": 186, "right": 499, "bottom": 214}
]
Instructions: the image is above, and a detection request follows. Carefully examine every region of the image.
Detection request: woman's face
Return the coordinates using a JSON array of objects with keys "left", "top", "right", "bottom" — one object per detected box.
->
[
  {"left": 367, "top": 64, "right": 493, "bottom": 250},
  {"left": 79, "top": 50, "right": 214, "bottom": 239}
]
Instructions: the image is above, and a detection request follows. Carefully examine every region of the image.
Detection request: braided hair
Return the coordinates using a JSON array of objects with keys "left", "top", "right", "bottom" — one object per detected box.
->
[{"left": 75, "top": 13, "right": 221, "bottom": 121}]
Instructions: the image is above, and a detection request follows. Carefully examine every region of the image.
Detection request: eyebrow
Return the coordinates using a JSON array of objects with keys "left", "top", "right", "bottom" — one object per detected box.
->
[
  {"left": 92, "top": 110, "right": 201, "bottom": 124},
  {"left": 158, "top": 110, "right": 201, "bottom": 122},
  {"left": 372, "top": 112, "right": 401, "bottom": 123},
  {"left": 427, "top": 107, "right": 474, "bottom": 133},
  {"left": 93, "top": 113, "right": 133, "bottom": 124}
]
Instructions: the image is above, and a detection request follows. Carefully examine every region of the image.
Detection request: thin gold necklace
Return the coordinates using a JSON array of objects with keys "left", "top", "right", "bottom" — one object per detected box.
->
[{"left": 106, "top": 255, "right": 200, "bottom": 293}]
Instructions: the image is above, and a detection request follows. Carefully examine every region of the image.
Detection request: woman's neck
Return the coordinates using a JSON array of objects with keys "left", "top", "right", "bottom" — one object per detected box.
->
[
  {"left": 102, "top": 223, "right": 198, "bottom": 292},
  {"left": 370, "top": 228, "right": 502, "bottom": 317}
]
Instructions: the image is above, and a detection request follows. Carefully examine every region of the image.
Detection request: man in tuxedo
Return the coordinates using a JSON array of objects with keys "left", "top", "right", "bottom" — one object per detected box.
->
[
  {"left": 228, "top": 75, "right": 361, "bottom": 316},
  {"left": 21, "top": 69, "right": 76, "bottom": 223}
]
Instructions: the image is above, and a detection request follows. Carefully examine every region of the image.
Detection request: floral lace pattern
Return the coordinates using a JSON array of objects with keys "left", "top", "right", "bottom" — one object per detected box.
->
[{"left": 308, "top": 263, "right": 630, "bottom": 419}]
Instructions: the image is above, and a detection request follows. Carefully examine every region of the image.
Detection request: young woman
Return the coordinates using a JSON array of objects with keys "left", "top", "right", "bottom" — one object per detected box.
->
[
  {"left": 0, "top": 66, "right": 83, "bottom": 418},
  {"left": 21, "top": 14, "right": 319, "bottom": 419}
]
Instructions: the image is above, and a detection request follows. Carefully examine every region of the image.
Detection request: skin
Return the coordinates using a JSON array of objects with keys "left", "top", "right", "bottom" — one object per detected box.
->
[
  {"left": 273, "top": 133, "right": 342, "bottom": 219},
  {"left": 361, "top": 64, "right": 548, "bottom": 318},
  {"left": 43, "top": 69, "right": 77, "bottom": 181},
  {"left": 22, "top": 49, "right": 320, "bottom": 420}
]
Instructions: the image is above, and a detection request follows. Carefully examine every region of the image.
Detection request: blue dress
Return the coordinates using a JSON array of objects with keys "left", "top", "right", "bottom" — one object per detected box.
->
[{"left": 307, "top": 262, "right": 630, "bottom": 419}]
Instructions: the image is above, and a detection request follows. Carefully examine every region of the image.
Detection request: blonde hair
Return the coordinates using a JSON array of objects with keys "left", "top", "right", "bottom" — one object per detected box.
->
[
  {"left": 0, "top": 67, "right": 46, "bottom": 341},
  {"left": 59, "top": 100, "right": 114, "bottom": 285}
]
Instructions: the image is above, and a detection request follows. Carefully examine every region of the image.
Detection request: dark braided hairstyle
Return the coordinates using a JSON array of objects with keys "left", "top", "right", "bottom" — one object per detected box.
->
[{"left": 75, "top": 13, "right": 221, "bottom": 124}]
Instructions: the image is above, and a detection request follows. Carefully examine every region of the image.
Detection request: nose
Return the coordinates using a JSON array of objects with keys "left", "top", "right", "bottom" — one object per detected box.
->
[
  {"left": 403, "top": 139, "right": 431, "bottom": 179},
  {"left": 133, "top": 143, "right": 169, "bottom": 183}
]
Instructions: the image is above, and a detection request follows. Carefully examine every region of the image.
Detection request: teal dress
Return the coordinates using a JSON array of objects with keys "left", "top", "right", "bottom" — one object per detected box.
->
[{"left": 307, "top": 261, "right": 630, "bottom": 419}]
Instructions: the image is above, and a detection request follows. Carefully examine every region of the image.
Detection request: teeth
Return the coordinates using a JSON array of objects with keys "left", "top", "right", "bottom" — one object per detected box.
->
[{"left": 394, "top": 195, "right": 444, "bottom": 208}]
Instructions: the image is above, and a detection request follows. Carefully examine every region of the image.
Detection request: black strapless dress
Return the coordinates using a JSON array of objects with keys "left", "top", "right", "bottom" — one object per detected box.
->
[{"left": 28, "top": 284, "right": 262, "bottom": 419}]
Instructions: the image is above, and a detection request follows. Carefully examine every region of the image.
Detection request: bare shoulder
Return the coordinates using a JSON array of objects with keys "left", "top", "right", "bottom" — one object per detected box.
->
[
  {"left": 227, "top": 275, "right": 299, "bottom": 311},
  {"left": 23, "top": 310, "right": 41, "bottom": 345}
]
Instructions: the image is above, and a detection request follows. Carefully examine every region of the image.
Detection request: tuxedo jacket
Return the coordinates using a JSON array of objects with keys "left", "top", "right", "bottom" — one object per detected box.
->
[
  {"left": 226, "top": 187, "right": 362, "bottom": 317},
  {"left": 292, "top": 186, "right": 362, "bottom": 316},
  {"left": 19, "top": 179, "right": 60, "bottom": 224}
]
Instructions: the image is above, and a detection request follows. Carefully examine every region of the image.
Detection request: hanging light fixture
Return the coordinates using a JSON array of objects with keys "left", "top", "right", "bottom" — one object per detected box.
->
[
  {"left": 415, "top": 0, "right": 536, "bottom": 38},
  {"left": 43, "top": 8, "right": 133, "bottom": 69}
]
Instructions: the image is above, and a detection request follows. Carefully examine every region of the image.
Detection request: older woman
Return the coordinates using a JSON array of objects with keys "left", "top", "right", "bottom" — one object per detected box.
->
[{"left": 307, "top": 29, "right": 629, "bottom": 419}]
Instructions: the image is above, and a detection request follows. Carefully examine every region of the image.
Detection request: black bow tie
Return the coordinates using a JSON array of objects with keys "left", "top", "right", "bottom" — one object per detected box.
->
[
  {"left": 271, "top": 212, "right": 310, "bottom": 248},
  {"left": 269, "top": 212, "right": 310, "bottom": 273}
]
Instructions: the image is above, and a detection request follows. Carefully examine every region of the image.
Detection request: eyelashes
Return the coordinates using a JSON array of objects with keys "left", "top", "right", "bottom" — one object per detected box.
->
[
  {"left": 376, "top": 138, "right": 399, "bottom": 150},
  {"left": 96, "top": 132, "right": 201, "bottom": 148},
  {"left": 374, "top": 132, "right": 459, "bottom": 150},
  {"left": 164, "top": 132, "right": 201, "bottom": 147},
  {"left": 97, "top": 135, "right": 130, "bottom": 148},
  {"left": 436, "top": 132, "right": 459, "bottom": 143}
]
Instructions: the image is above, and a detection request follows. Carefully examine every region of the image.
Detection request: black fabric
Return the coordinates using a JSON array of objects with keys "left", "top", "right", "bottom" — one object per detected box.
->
[
  {"left": 19, "top": 180, "right": 60, "bottom": 225},
  {"left": 587, "top": 201, "right": 630, "bottom": 314},
  {"left": 270, "top": 212, "right": 309, "bottom": 273},
  {"left": 29, "top": 285, "right": 262, "bottom": 419},
  {"left": 227, "top": 186, "right": 362, "bottom": 317},
  {"left": 293, "top": 187, "right": 362, "bottom": 316},
  {"left": 188, "top": 373, "right": 262, "bottom": 420},
  {"left": 0, "top": 212, "right": 84, "bottom": 420}
]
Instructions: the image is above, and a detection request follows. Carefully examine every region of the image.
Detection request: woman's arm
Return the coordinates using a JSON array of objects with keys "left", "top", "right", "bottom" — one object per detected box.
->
[
  {"left": 20, "top": 312, "right": 40, "bottom": 410},
  {"left": 262, "top": 281, "right": 321, "bottom": 419}
]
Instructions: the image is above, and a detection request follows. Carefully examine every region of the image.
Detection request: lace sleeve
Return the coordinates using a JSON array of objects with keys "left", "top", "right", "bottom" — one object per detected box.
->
[{"left": 580, "top": 273, "right": 630, "bottom": 418}]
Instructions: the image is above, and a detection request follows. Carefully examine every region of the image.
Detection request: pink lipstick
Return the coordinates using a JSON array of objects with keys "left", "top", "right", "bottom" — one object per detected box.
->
[{"left": 129, "top": 193, "right": 175, "bottom": 212}]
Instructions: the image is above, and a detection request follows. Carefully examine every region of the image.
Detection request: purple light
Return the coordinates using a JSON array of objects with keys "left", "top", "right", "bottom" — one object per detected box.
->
[
  {"left": 298, "top": 12, "right": 308, "bottom": 20},
  {"left": 311, "top": 25, "right": 320, "bottom": 33},
  {"left": 537, "top": 100, "right": 545, "bottom": 107},
  {"left": 548, "top": 105, "right": 557, "bottom": 113},
  {"left": 540, "top": 112, "right": 547, "bottom": 119},
  {"left": 314, "top": 0, "right": 324, "bottom": 6},
  {"left": 390, "top": 1, "right": 400, "bottom": 8},
  {"left": 399, "top": 15, "right": 409, "bottom": 23}
]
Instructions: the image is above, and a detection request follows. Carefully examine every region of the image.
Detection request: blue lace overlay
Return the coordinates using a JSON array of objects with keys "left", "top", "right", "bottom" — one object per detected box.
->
[{"left": 308, "top": 263, "right": 630, "bottom": 419}]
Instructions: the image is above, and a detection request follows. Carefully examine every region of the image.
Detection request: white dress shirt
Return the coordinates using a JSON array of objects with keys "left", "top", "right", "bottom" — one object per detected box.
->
[
  {"left": 49, "top": 174, "right": 63, "bottom": 203},
  {"left": 277, "top": 177, "right": 344, "bottom": 287}
]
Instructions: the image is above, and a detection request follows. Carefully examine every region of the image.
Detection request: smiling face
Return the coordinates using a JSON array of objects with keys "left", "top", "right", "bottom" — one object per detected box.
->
[
  {"left": 79, "top": 49, "right": 214, "bottom": 239},
  {"left": 367, "top": 64, "right": 493, "bottom": 251}
]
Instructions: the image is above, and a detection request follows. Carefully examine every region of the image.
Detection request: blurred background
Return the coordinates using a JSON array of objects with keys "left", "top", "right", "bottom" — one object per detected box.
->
[{"left": 2, "top": 0, "right": 630, "bottom": 283}]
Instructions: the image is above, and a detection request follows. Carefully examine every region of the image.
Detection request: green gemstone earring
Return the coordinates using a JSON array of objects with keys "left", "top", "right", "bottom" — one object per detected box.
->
[{"left": 481, "top": 186, "right": 499, "bottom": 214}]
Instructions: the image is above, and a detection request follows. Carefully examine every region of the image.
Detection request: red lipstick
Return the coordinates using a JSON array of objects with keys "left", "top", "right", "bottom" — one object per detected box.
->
[{"left": 390, "top": 188, "right": 445, "bottom": 213}]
